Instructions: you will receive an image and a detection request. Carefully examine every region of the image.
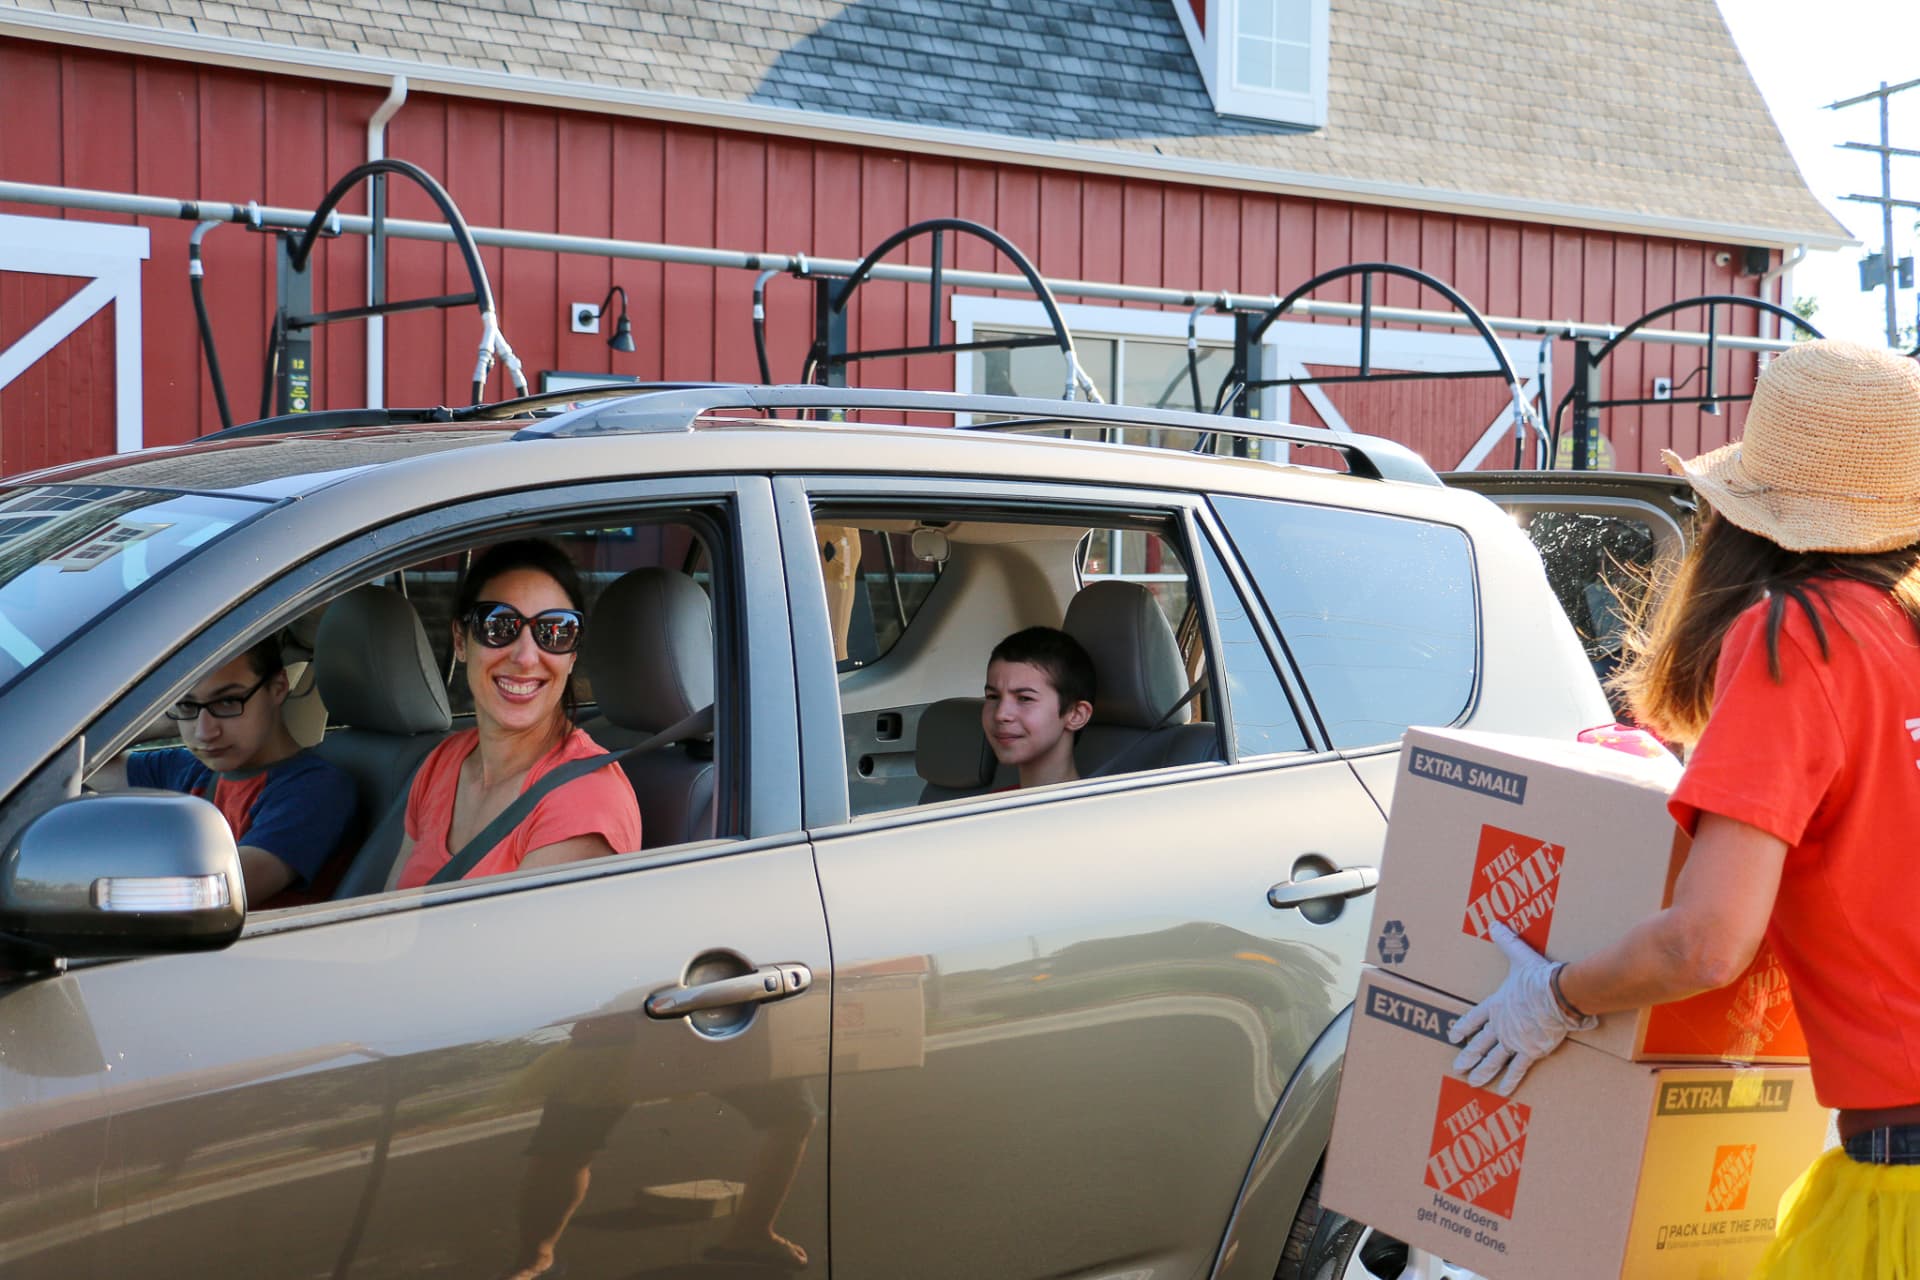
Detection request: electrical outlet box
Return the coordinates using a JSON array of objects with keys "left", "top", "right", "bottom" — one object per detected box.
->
[
  {"left": 571, "top": 303, "right": 602, "bottom": 335},
  {"left": 1651, "top": 376, "right": 1672, "bottom": 402}
]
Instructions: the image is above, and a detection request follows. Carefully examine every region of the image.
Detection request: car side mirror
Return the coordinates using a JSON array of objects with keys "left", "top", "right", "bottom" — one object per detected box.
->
[{"left": 0, "top": 792, "right": 245, "bottom": 961}]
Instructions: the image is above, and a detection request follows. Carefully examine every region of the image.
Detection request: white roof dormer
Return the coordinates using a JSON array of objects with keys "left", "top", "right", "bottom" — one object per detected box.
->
[{"left": 1171, "top": 0, "right": 1330, "bottom": 129}]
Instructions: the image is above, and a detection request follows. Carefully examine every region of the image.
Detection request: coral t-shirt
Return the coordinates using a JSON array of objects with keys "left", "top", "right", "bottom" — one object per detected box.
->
[
  {"left": 1669, "top": 579, "right": 1920, "bottom": 1108},
  {"left": 396, "top": 727, "right": 642, "bottom": 889}
]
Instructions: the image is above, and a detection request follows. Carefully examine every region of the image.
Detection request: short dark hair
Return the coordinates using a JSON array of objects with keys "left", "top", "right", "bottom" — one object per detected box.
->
[
  {"left": 988, "top": 626, "right": 1096, "bottom": 712},
  {"left": 454, "top": 537, "right": 588, "bottom": 726},
  {"left": 240, "top": 632, "right": 286, "bottom": 680}
]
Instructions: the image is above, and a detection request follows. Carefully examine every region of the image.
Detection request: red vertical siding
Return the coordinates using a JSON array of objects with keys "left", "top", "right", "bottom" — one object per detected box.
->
[{"left": 0, "top": 36, "right": 1773, "bottom": 476}]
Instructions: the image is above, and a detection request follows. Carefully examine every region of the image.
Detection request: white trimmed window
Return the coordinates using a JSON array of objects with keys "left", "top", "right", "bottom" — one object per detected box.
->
[
  {"left": 1171, "top": 0, "right": 1329, "bottom": 129},
  {"left": 950, "top": 295, "right": 1552, "bottom": 472}
]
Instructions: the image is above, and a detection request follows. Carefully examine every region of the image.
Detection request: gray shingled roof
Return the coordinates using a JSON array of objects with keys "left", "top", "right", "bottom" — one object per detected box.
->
[{"left": 2, "top": 0, "right": 1846, "bottom": 244}]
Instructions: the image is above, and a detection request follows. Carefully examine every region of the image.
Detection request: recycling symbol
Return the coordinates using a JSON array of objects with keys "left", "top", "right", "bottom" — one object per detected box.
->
[{"left": 1377, "top": 919, "right": 1410, "bottom": 965}]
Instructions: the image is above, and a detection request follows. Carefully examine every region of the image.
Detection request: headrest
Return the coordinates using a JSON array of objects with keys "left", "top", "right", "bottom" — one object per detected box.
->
[
  {"left": 313, "top": 585, "right": 452, "bottom": 735},
  {"left": 583, "top": 569, "right": 714, "bottom": 734},
  {"left": 1063, "top": 580, "right": 1187, "bottom": 729},
  {"left": 914, "top": 697, "right": 996, "bottom": 791}
]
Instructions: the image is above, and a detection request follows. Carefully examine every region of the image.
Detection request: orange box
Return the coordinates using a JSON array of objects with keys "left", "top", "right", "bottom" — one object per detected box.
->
[{"left": 1371, "top": 727, "right": 1807, "bottom": 1064}]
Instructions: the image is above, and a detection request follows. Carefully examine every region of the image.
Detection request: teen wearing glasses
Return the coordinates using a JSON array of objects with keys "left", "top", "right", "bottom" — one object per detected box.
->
[
  {"left": 390, "top": 539, "right": 641, "bottom": 889},
  {"left": 95, "top": 633, "right": 359, "bottom": 908}
]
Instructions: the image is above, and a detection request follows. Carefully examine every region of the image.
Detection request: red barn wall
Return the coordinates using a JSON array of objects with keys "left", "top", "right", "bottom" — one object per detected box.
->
[{"left": 1, "top": 37, "right": 1773, "bottom": 476}]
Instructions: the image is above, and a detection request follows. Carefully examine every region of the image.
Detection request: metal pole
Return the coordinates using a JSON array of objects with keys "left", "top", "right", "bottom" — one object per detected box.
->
[
  {"left": 0, "top": 177, "right": 1805, "bottom": 355},
  {"left": 1882, "top": 84, "right": 1900, "bottom": 349}
]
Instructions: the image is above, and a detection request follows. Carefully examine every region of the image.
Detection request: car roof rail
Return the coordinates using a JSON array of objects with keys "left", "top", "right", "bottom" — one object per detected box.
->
[{"left": 510, "top": 385, "right": 1440, "bottom": 485}]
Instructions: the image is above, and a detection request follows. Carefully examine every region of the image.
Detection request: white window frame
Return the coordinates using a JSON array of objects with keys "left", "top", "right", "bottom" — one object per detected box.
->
[
  {"left": 951, "top": 295, "right": 1551, "bottom": 471},
  {"left": 0, "top": 214, "right": 148, "bottom": 456},
  {"left": 1169, "top": 0, "right": 1330, "bottom": 129}
]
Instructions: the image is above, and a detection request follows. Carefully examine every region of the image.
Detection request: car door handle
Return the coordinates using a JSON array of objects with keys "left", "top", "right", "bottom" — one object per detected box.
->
[
  {"left": 645, "top": 963, "right": 813, "bottom": 1019},
  {"left": 1268, "top": 866, "right": 1379, "bottom": 910}
]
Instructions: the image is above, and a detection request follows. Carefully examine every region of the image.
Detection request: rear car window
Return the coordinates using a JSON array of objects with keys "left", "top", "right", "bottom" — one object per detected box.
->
[
  {"left": 0, "top": 484, "right": 268, "bottom": 695},
  {"left": 1212, "top": 495, "right": 1478, "bottom": 748}
]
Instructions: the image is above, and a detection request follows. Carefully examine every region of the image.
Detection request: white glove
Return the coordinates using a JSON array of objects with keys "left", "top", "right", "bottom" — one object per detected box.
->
[{"left": 1447, "top": 922, "right": 1597, "bottom": 1097}]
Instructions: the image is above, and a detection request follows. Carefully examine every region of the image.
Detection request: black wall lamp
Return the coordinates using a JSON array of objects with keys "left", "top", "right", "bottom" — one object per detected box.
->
[{"left": 575, "top": 286, "right": 635, "bottom": 353}]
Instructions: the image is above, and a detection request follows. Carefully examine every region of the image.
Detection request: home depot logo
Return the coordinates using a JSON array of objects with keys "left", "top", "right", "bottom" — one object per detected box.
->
[
  {"left": 1705, "top": 1144, "right": 1757, "bottom": 1212},
  {"left": 1460, "top": 824, "right": 1565, "bottom": 953},
  {"left": 1424, "top": 1076, "right": 1532, "bottom": 1219},
  {"left": 1725, "top": 950, "right": 1794, "bottom": 1057}
]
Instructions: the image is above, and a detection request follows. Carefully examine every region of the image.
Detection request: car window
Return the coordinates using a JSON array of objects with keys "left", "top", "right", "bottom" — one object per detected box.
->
[
  {"left": 815, "top": 503, "right": 1223, "bottom": 818},
  {"left": 86, "top": 504, "right": 736, "bottom": 912},
  {"left": 1519, "top": 509, "right": 1661, "bottom": 679},
  {"left": 1212, "top": 495, "right": 1477, "bottom": 749},
  {"left": 0, "top": 484, "right": 269, "bottom": 695},
  {"left": 1193, "top": 533, "right": 1311, "bottom": 758}
]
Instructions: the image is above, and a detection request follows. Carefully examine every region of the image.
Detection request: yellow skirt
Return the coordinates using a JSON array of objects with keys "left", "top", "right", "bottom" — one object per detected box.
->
[{"left": 1755, "top": 1147, "right": 1920, "bottom": 1279}]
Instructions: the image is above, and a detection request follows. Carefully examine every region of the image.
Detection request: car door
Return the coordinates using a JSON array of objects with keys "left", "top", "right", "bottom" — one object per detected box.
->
[
  {"left": 775, "top": 477, "right": 1383, "bottom": 1280},
  {"left": 0, "top": 477, "right": 831, "bottom": 1279}
]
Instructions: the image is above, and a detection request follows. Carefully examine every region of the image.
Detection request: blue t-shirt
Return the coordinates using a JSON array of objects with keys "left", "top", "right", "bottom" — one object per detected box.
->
[{"left": 128, "top": 747, "right": 359, "bottom": 891}]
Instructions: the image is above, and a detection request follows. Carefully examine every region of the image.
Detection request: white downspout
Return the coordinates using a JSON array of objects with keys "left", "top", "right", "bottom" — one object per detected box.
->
[{"left": 365, "top": 75, "right": 408, "bottom": 408}]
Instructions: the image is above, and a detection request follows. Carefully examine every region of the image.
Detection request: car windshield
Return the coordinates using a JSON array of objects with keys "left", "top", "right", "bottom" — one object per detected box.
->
[{"left": 0, "top": 483, "right": 269, "bottom": 694}]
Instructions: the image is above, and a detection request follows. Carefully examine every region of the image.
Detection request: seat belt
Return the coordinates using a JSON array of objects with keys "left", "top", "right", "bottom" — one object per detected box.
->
[
  {"left": 1082, "top": 679, "right": 1209, "bottom": 781},
  {"left": 425, "top": 704, "right": 714, "bottom": 887}
]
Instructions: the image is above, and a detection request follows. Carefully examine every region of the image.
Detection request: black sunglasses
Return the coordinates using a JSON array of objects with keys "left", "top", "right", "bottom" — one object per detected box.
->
[
  {"left": 164, "top": 675, "right": 271, "bottom": 721},
  {"left": 464, "top": 601, "right": 586, "bottom": 654}
]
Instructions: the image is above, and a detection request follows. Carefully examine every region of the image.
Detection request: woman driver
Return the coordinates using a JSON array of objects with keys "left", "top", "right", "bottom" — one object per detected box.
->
[{"left": 392, "top": 539, "right": 641, "bottom": 888}]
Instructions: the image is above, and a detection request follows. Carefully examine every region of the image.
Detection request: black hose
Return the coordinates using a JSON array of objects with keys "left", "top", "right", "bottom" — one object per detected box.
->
[
  {"left": 260, "top": 310, "right": 284, "bottom": 422},
  {"left": 187, "top": 221, "right": 235, "bottom": 432}
]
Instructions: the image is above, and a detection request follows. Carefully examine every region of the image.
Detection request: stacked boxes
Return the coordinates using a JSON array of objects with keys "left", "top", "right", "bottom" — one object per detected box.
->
[{"left": 1323, "top": 728, "right": 1824, "bottom": 1280}]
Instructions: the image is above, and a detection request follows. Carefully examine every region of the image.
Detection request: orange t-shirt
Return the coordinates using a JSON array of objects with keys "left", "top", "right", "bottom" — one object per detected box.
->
[
  {"left": 1669, "top": 579, "right": 1920, "bottom": 1108},
  {"left": 396, "top": 727, "right": 642, "bottom": 889}
]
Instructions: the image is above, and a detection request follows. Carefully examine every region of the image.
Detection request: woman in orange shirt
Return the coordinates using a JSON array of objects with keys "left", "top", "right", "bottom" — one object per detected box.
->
[
  {"left": 1450, "top": 340, "right": 1920, "bottom": 1277},
  {"left": 392, "top": 538, "right": 641, "bottom": 889}
]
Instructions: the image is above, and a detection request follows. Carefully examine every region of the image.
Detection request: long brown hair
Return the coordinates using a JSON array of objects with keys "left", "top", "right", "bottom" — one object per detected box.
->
[{"left": 1611, "top": 508, "right": 1920, "bottom": 746}]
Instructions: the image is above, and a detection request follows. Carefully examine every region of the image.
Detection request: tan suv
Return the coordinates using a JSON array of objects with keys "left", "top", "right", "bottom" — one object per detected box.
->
[{"left": 0, "top": 386, "right": 1610, "bottom": 1279}]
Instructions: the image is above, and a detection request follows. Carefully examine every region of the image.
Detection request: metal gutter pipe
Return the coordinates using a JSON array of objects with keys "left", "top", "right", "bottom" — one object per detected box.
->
[
  {"left": 364, "top": 75, "right": 407, "bottom": 408},
  {"left": 0, "top": 178, "right": 1807, "bottom": 357}
]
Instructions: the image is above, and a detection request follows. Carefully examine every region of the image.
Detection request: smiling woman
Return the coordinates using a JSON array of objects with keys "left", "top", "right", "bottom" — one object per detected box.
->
[{"left": 387, "top": 539, "right": 643, "bottom": 889}]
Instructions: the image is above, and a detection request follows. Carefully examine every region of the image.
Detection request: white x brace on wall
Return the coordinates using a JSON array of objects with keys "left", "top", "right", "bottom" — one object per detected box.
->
[{"left": 0, "top": 213, "right": 149, "bottom": 455}]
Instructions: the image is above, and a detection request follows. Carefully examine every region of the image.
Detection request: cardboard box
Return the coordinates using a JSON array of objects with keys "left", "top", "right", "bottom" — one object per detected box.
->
[
  {"left": 1370, "top": 727, "right": 1806, "bottom": 1064},
  {"left": 1324, "top": 969, "right": 1829, "bottom": 1280}
]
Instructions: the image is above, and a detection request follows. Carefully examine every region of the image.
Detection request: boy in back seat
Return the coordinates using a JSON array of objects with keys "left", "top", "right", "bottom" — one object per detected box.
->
[{"left": 982, "top": 626, "right": 1096, "bottom": 791}]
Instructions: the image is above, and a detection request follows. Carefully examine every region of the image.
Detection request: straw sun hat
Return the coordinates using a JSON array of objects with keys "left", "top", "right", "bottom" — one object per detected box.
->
[{"left": 1662, "top": 339, "right": 1920, "bottom": 554}]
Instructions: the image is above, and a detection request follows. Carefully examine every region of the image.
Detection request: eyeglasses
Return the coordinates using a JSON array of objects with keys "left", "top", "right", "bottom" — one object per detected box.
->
[
  {"left": 464, "top": 602, "right": 585, "bottom": 655},
  {"left": 164, "top": 675, "right": 271, "bottom": 721}
]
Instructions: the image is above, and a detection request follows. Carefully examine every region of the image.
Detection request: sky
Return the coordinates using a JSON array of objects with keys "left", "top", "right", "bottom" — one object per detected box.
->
[{"left": 1716, "top": 0, "right": 1920, "bottom": 349}]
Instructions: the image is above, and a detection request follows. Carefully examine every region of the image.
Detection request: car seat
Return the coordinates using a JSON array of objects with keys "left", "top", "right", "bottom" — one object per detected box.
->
[
  {"left": 316, "top": 585, "right": 454, "bottom": 898},
  {"left": 1062, "top": 580, "right": 1218, "bottom": 776},
  {"left": 277, "top": 604, "right": 330, "bottom": 748},
  {"left": 580, "top": 568, "right": 715, "bottom": 849},
  {"left": 913, "top": 697, "right": 1012, "bottom": 804}
]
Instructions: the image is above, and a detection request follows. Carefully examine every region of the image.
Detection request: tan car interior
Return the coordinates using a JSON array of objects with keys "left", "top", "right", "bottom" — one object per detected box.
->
[{"left": 822, "top": 514, "right": 1221, "bottom": 816}]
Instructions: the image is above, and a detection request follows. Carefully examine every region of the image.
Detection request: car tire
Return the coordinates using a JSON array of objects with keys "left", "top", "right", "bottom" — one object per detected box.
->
[{"left": 1277, "top": 1170, "right": 1482, "bottom": 1280}]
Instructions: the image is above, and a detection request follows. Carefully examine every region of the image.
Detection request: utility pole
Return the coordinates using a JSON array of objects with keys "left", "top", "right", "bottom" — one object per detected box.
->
[{"left": 1831, "top": 78, "right": 1920, "bottom": 349}]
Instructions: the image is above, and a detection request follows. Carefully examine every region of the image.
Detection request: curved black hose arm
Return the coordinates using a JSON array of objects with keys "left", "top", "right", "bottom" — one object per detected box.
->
[
  {"left": 801, "top": 217, "right": 1099, "bottom": 401},
  {"left": 1546, "top": 295, "right": 1822, "bottom": 468}
]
